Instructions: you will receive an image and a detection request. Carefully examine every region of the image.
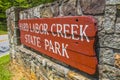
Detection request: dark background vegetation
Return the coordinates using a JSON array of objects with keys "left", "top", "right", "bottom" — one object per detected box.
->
[{"left": 0, "top": 0, "right": 55, "bottom": 32}]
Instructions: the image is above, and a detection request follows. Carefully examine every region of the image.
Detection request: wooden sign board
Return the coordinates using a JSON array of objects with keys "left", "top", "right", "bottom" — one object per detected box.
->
[{"left": 19, "top": 16, "right": 98, "bottom": 75}]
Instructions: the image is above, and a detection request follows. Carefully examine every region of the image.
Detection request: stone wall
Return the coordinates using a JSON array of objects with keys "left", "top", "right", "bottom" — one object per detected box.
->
[{"left": 6, "top": 0, "right": 120, "bottom": 80}]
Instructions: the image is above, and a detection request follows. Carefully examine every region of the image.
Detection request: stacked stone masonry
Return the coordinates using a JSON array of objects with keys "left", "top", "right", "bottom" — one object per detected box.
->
[{"left": 6, "top": 0, "right": 120, "bottom": 80}]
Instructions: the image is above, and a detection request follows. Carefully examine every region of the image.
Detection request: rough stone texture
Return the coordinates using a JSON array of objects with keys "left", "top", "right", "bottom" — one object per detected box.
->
[
  {"left": 101, "top": 34, "right": 120, "bottom": 49},
  {"left": 19, "top": 11, "right": 26, "bottom": 20},
  {"left": 117, "top": 5, "right": 120, "bottom": 9},
  {"left": 94, "top": 16, "right": 104, "bottom": 31},
  {"left": 98, "top": 48, "right": 114, "bottom": 65},
  {"left": 40, "top": 4, "right": 53, "bottom": 18},
  {"left": 50, "top": 1, "right": 60, "bottom": 17},
  {"left": 15, "top": 46, "right": 95, "bottom": 80},
  {"left": 33, "top": 5, "right": 43, "bottom": 18},
  {"left": 6, "top": 7, "right": 22, "bottom": 61},
  {"left": 61, "top": 0, "right": 77, "bottom": 16},
  {"left": 106, "top": 0, "right": 120, "bottom": 5},
  {"left": 99, "top": 64, "right": 120, "bottom": 80},
  {"left": 19, "top": 8, "right": 34, "bottom": 19},
  {"left": 103, "top": 5, "right": 116, "bottom": 33},
  {"left": 76, "top": 0, "right": 83, "bottom": 15},
  {"left": 80, "top": 0, "right": 105, "bottom": 15},
  {"left": 6, "top": 7, "right": 21, "bottom": 21},
  {"left": 115, "top": 18, "right": 120, "bottom": 33},
  {"left": 6, "top": 0, "right": 120, "bottom": 80},
  {"left": 117, "top": 5, "right": 120, "bottom": 17},
  {"left": 27, "top": 8, "right": 34, "bottom": 19}
]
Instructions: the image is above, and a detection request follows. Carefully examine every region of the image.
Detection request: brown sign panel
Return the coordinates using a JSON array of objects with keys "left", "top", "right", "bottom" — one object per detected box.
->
[{"left": 19, "top": 16, "right": 98, "bottom": 74}]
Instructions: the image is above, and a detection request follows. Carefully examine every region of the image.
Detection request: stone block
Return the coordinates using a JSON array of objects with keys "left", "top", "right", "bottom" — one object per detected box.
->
[
  {"left": 104, "top": 5, "right": 116, "bottom": 19},
  {"left": 67, "top": 71, "right": 94, "bottom": 80},
  {"left": 94, "top": 16, "right": 104, "bottom": 31},
  {"left": 19, "top": 11, "right": 25, "bottom": 20},
  {"left": 76, "top": 0, "right": 83, "bottom": 15},
  {"left": 98, "top": 34, "right": 120, "bottom": 49},
  {"left": 19, "top": 10, "right": 30, "bottom": 19},
  {"left": 117, "top": 5, "right": 120, "bottom": 9},
  {"left": 33, "top": 5, "right": 43, "bottom": 18},
  {"left": 99, "top": 64, "right": 120, "bottom": 80},
  {"left": 6, "top": 8, "right": 10, "bottom": 16},
  {"left": 30, "top": 61, "right": 36, "bottom": 73},
  {"left": 115, "top": 18, "right": 120, "bottom": 33},
  {"left": 98, "top": 48, "right": 114, "bottom": 65},
  {"left": 61, "top": 0, "right": 77, "bottom": 16},
  {"left": 115, "top": 23, "right": 120, "bottom": 33},
  {"left": 13, "top": 37, "right": 21, "bottom": 45},
  {"left": 51, "top": 1, "right": 59, "bottom": 17},
  {"left": 117, "top": 5, "right": 120, "bottom": 17},
  {"left": 106, "top": 0, "right": 120, "bottom": 5},
  {"left": 40, "top": 5, "right": 53, "bottom": 18},
  {"left": 103, "top": 5, "right": 116, "bottom": 33},
  {"left": 9, "top": 12, "right": 15, "bottom": 20},
  {"left": 46, "top": 66, "right": 65, "bottom": 80},
  {"left": 7, "top": 17, "right": 12, "bottom": 28},
  {"left": 9, "top": 21, "right": 17, "bottom": 37},
  {"left": 10, "top": 34, "right": 14, "bottom": 44},
  {"left": 27, "top": 8, "right": 34, "bottom": 19},
  {"left": 103, "top": 17, "right": 115, "bottom": 33},
  {"left": 6, "top": 7, "right": 22, "bottom": 21},
  {"left": 10, "top": 9, "right": 20, "bottom": 21},
  {"left": 35, "top": 66, "right": 47, "bottom": 80},
  {"left": 14, "top": 27, "right": 20, "bottom": 37},
  {"left": 20, "top": 8, "right": 34, "bottom": 19},
  {"left": 36, "top": 55, "right": 44, "bottom": 64},
  {"left": 80, "top": 0, "right": 105, "bottom": 15}
]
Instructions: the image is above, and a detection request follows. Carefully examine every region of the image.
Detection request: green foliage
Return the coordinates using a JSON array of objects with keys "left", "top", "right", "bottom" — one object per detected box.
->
[
  {"left": 0, "top": 30, "right": 7, "bottom": 35},
  {"left": 0, "top": 22, "right": 7, "bottom": 32},
  {"left": 0, "top": 54, "right": 11, "bottom": 80},
  {"left": 29, "top": 0, "right": 55, "bottom": 7},
  {"left": 0, "top": 54, "right": 10, "bottom": 65},
  {"left": 0, "top": 0, "right": 55, "bottom": 19},
  {"left": 0, "top": 13, "right": 6, "bottom": 18}
]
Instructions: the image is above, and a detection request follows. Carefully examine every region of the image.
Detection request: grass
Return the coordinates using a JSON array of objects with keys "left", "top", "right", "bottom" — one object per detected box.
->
[
  {"left": 0, "top": 30, "right": 7, "bottom": 35},
  {"left": 0, "top": 54, "right": 11, "bottom": 80}
]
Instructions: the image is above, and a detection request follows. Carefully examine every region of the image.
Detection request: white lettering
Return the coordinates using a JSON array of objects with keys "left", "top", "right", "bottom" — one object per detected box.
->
[
  {"left": 80, "top": 25, "right": 90, "bottom": 42},
  {"left": 43, "top": 24, "right": 49, "bottom": 35},
  {"left": 71, "top": 24, "right": 79, "bottom": 40},
  {"left": 19, "top": 23, "right": 29, "bottom": 31},
  {"left": 55, "top": 41, "right": 61, "bottom": 55},
  {"left": 21, "top": 23, "right": 90, "bottom": 42},
  {"left": 25, "top": 34, "right": 41, "bottom": 47},
  {"left": 34, "top": 23, "right": 40, "bottom": 33},
  {"left": 56, "top": 24, "right": 63, "bottom": 37},
  {"left": 49, "top": 24, "right": 89, "bottom": 42},
  {"left": 62, "top": 43, "right": 69, "bottom": 58},
  {"left": 29, "top": 23, "right": 49, "bottom": 35},
  {"left": 45, "top": 39, "right": 49, "bottom": 50},
  {"left": 44, "top": 39, "right": 69, "bottom": 59},
  {"left": 36, "top": 37, "right": 41, "bottom": 48},
  {"left": 63, "top": 24, "right": 71, "bottom": 39},
  {"left": 51, "top": 24, "right": 56, "bottom": 36},
  {"left": 49, "top": 40, "right": 55, "bottom": 53}
]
